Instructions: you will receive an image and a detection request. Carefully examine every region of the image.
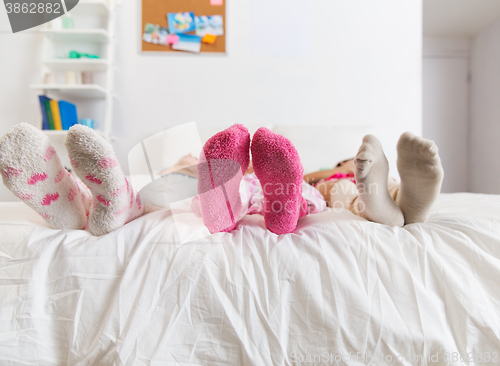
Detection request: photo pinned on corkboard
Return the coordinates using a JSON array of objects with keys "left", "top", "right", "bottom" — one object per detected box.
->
[{"left": 141, "top": 0, "right": 226, "bottom": 53}]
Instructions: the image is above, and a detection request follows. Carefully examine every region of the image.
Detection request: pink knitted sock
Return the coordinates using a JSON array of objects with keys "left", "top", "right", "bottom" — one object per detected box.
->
[
  {"left": 65, "top": 125, "right": 143, "bottom": 236},
  {"left": 197, "top": 124, "right": 250, "bottom": 233},
  {"left": 0, "top": 123, "right": 91, "bottom": 229},
  {"left": 251, "top": 127, "right": 305, "bottom": 234}
]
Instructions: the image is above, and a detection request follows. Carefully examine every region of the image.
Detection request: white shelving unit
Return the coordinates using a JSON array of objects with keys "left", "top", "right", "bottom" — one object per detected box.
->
[
  {"left": 40, "top": 59, "right": 109, "bottom": 71},
  {"left": 69, "top": 0, "right": 110, "bottom": 15},
  {"left": 30, "top": 84, "right": 107, "bottom": 98},
  {"left": 30, "top": 0, "right": 115, "bottom": 140},
  {"left": 40, "top": 29, "right": 110, "bottom": 43}
]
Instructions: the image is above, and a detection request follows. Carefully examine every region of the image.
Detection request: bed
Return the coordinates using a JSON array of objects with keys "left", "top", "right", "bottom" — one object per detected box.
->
[
  {"left": 1, "top": 192, "right": 500, "bottom": 365},
  {"left": 1, "top": 124, "right": 500, "bottom": 365}
]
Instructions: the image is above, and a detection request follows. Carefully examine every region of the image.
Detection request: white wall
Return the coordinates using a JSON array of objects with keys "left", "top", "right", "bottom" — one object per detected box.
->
[
  {"left": 470, "top": 18, "right": 500, "bottom": 194},
  {"left": 0, "top": 0, "right": 422, "bottom": 202},
  {"left": 0, "top": 11, "right": 42, "bottom": 202},
  {"left": 112, "top": 0, "right": 422, "bottom": 177},
  {"left": 422, "top": 37, "right": 469, "bottom": 192}
]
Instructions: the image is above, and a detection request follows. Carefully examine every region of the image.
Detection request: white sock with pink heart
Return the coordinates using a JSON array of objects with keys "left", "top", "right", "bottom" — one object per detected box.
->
[
  {"left": 65, "top": 125, "right": 143, "bottom": 236},
  {"left": 0, "top": 123, "right": 91, "bottom": 229}
]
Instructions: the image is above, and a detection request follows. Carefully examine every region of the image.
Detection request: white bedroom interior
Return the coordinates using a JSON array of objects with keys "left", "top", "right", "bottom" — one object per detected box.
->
[
  {"left": 3, "top": 1, "right": 500, "bottom": 364},
  {"left": 0, "top": 0, "right": 500, "bottom": 198},
  {"left": 422, "top": 0, "right": 500, "bottom": 194}
]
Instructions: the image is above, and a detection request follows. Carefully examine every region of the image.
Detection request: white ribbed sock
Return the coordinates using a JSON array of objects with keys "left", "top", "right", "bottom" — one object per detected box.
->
[
  {"left": 354, "top": 134, "right": 404, "bottom": 227},
  {"left": 396, "top": 132, "right": 444, "bottom": 224}
]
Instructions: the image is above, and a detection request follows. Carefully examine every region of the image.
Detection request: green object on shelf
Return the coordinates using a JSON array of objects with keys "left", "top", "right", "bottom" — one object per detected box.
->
[
  {"left": 69, "top": 50, "right": 100, "bottom": 59},
  {"left": 62, "top": 14, "right": 74, "bottom": 29}
]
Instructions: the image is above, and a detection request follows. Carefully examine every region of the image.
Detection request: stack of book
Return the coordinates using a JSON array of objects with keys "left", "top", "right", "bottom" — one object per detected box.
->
[{"left": 38, "top": 96, "right": 78, "bottom": 130}]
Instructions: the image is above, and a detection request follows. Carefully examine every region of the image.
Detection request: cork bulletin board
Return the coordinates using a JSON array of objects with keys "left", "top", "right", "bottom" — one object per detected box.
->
[{"left": 141, "top": 0, "right": 226, "bottom": 53}]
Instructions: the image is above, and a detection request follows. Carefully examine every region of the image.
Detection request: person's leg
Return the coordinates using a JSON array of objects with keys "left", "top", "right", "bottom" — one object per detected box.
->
[
  {"left": 197, "top": 124, "right": 250, "bottom": 233},
  {"left": 65, "top": 125, "right": 143, "bottom": 235},
  {"left": 251, "top": 127, "right": 307, "bottom": 234},
  {"left": 300, "top": 180, "right": 327, "bottom": 214},
  {"left": 0, "top": 123, "right": 90, "bottom": 229},
  {"left": 314, "top": 176, "right": 404, "bottom": 221},
  {"left": 314, "top": 179, "right": 357, "bottom": 209},
  {"left": 396, "top": 132, "right": 444, "bottom": 224},
  {"left": 353, "top": 135, "right": 404, "bottom": 226}
]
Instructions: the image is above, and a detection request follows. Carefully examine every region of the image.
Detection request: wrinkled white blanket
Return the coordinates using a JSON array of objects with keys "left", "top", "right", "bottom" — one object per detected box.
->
[{"left": 1, "top": 193, "right": 500, "bottom": 365}]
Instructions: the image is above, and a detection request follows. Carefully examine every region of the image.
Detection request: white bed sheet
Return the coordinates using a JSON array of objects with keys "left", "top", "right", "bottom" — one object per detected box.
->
[{"left": 1, "top": 193, "right": 500, "bottom": 365}]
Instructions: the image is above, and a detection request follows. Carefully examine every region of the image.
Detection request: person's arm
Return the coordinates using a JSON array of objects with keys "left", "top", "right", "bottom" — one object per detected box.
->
[
  {"left": 303, "top": 168, "right": 337, "bottom": 185},
  {"left": 303, "top": 158, "right": 355, "bottom": 184},
  {"left": 158, "top": 154, "right": 199, "bottom": 177}
]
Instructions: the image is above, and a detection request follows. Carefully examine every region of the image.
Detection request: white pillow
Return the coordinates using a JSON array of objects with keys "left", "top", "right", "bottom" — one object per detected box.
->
[
  {"left": 128, "top": 122, "right": 203, "bottom": 177},
  {"left": 197, "top": 123, "right": 274, "bottom": 147},
  {"left": 138, "top": 173, "right": 198, "bottom": 212},
  {"left": 272, "top": 124, "right": 375, "bottom": 173},
  {"left": 127, "top": 122, "right": 273, "bottom": 188},
  {"left": 128, "top": 123, "right": 368, "bottom": 181}
]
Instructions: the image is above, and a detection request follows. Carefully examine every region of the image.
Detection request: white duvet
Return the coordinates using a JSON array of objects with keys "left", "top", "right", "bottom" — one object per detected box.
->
[{"left": 1, "top": 193, "right": 500, "bottom": 365}]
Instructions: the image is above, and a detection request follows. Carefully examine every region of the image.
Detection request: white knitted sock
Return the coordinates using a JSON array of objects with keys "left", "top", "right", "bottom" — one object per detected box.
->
[
  {"left": 396, "top": 132, "right": 444, "bottom": 224},
  {"left": 354, "top": 134, "right": 404, "bottom": 227},
  {"left": 0, "top": 123, "right": 91, "bottom": 229},
  {"left": 65, "top": 125, "right": 143, "bottom": 236}
]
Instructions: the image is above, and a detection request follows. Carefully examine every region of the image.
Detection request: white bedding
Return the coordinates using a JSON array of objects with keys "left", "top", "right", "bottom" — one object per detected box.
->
[{"left": 1, "top": 193, "right": 500, "bottom": 365}]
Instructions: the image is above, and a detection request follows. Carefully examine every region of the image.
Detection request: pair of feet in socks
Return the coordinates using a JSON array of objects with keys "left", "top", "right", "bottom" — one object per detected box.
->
[
  {"left": 198, "top": 125, "right": 444, "bottom": 234},
  {"left": 354, "top": 132, "right": 444, "bottom": 226},
  {"left": 0, "top": 123, "right": 143, "bottom": 235},
  {"left": 1, "top": 123, "right": 443, "bottom": 235},
  {"left": 197, "top": 124, "right": 307, "bottom": 235},
  {"left": 0, "top": 123, "right": 303, "bottom": 236}
]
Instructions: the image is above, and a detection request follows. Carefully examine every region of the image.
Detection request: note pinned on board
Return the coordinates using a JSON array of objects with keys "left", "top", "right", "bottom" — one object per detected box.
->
[
  {"left": 210, "top": 0, "right": 223, "bottom": 6},
  {"left": 195, "top": 15, "right": 224, "bottom": 36},
  {"left": 202, "top": 34, "right": 217, "bottom": 44},
  {"left": 166, "top": 34, "right": 180, "bottom": 44},
  {"left": 167, "top": 12, "right": 196, "bottom": 34},
  {"left": 172, "top": 34, "right": 202, "bottom": 53}
]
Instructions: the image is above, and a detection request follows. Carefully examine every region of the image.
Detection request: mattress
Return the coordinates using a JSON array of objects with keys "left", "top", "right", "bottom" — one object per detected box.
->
[{"left": 1, "top": 193, "right": 500, "bottom": 365}]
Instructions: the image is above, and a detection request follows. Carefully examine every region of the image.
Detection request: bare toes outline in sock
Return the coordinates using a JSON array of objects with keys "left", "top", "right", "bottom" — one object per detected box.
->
[
  {"left": 396, "top": 132, "right": 444, "bottom": 224},
  {"left": 354, "top": 134, "right": 404, "bottom": 227}
]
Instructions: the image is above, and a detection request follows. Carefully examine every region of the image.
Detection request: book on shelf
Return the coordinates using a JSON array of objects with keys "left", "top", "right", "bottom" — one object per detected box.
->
[
  {"left": 59, "top": 101, "right": 78, "bottom": 130},
  {"left": 39, "top": 96, "right": 78, "bottom": 131},
  {"left": 44, "top": 99, "right": 55, "bottom": 130},
  {"left": 38, "top": 95, "right": 50, "bottom": 130},
  {"left": 49, "top": 100, "right": 63, "bottom": 130}
]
